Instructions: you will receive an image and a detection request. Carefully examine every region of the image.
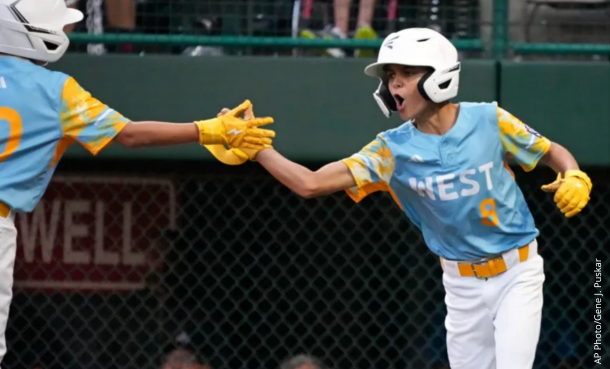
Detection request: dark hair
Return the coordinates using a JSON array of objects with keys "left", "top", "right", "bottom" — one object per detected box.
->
[{"left": 279, "top": 354, "right": 330, "bottom": 369}]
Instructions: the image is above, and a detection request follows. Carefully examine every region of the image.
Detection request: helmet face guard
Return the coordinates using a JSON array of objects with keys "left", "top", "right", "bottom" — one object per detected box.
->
[
  {"left": 364, "top": 28, "right": 461, "bottom": 118},
  {"left": 373, "top": 82, "right": 397, "bottom": 118}
]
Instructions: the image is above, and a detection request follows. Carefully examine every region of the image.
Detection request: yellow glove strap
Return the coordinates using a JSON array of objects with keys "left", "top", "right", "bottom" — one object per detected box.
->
[
  {"left": 563, "top": 170, "right": 592, "bottom": 191},
  {"left": 194, "top": 119, "right": 225, "bottom": 146},
  {"left": 234, "top": 145, "right": 273, "bottom": 162}
]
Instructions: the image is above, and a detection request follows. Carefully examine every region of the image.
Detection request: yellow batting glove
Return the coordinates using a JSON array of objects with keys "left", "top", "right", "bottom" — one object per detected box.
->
[
  {"left": 541, "top": 170, "right": 592, "bottom": 218},
  {"left": 216, "top": 103, "right": 275, "bottom": 161},
  {"left": 203, "top": 144, "right": 249, "bottom": 165},
  {"left": 194, "top": 100, "right": 275, "bottom": 146}
]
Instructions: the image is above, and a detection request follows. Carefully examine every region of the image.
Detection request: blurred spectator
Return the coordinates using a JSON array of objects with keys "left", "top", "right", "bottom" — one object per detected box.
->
[
  {"left": 301, "top": 0, "right": 378, "bottom": 58},
  {"left": 161, "top": 348, "right": 210, "bottom": 369},
  {"left": 64, "top": 0, "right": 136, "bottom": 33},
  {"left": 105, "top": 0, "right": 137, "bottom": 33},
  {"left": 279, "top": 354, "right": 330, "bottom": 369},
  {"left": 556, "top": 359, "right": 580, "bottom": 369},
  {"left": 63, "top": 0, "right": 79, "bottom": 33},
  {"left": 64, "top": 0, "right": 137, "bottom": 54},
  {"left": 158, "top": 329, "right": 215, "bottom": 369}
]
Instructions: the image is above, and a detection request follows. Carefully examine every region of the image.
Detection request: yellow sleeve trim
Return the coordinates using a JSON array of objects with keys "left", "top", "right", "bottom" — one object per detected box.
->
[
  {"left": 60, "top": 77, "right": 96, "bottom": 139},
  {"left": 497, "top": 106, "right": 551, "bottom": 172},
  {"left": 88, "top": 121, "right": 129, "bottom": 156}
]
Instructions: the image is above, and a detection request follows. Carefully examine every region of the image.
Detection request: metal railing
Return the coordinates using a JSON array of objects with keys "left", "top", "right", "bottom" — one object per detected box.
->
[{"left": 64, "top": 0, "right": 609, "bottom": 58}]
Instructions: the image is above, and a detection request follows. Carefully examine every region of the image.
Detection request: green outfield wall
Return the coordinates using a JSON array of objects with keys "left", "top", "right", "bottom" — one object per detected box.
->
[{"left": 52, "top": 55, "right": 609, "bottom": 165}]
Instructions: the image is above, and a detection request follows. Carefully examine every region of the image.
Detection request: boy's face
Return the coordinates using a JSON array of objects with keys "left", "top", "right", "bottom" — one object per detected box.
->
[{"left": 384, "top": 64, "right": 431, "bottom": 121}]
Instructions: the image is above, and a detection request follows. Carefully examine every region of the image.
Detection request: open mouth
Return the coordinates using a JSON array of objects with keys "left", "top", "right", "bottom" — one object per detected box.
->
[{"left": 393, "top": 94, "right": 406, "bottom": 110}]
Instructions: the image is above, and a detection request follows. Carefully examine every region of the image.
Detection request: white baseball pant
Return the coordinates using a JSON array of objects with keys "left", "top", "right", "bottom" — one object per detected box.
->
[
  {"left": 0, "top": 211, "right": 17, "bottom": 364},
  {"left": 441, "top": 240, "right": 544, "bottom": 369}
]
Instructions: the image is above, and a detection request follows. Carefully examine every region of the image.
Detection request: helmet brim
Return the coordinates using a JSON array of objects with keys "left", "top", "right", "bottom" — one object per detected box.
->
[
  {"left": 364, "top": 57, "right": 429, "bottom": 79},
  {"left": 364, "top": 62, "right": 386, "bottom": 79},
  {"left": 63, "top": 8, "right": 84, "bottom": 26}
]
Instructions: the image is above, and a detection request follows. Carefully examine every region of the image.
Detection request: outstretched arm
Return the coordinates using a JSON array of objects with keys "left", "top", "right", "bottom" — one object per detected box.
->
[
  {"left": 115, "top": 100, "right": 274, "bottom": 149},
  {"left": 61, "top": 77, "right": 273, "bottom": 158},
  {"left": 114, "top": 121, "right": 199, "bottom": 148},
  {"left": 256, "top": 149, "right": 356, "bottom": 199}
]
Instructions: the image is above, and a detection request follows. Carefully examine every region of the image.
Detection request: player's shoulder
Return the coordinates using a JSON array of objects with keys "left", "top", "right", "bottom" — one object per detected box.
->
[
  {"left": 458, "top": 101, "right": 502, "bottom": 127},
  {"left": 0, "top": 57, "right": 71, "bottom": 94},
  {"left": 459, "top": 101, "right": 498, "bottom": 113},
  {"left": 41, "top": 67, "right": 73, "bottom": 94},
  {"left": 3, "top": 57, "right": 68, "bottom": 81},
  {"left": 378, "top": 120, "right": 418, "bottom": 144}
]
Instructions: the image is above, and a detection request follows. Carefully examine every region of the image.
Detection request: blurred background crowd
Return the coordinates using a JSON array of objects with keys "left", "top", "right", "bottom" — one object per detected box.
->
[{"left": 63, "top": 0, "right": 610, "bottom": 59}]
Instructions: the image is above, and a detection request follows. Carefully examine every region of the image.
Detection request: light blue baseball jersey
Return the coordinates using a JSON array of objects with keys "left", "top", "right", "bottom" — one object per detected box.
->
[
  {"left": 342, "top": 102, "right": 551, "bottom": 260},
  {"left": 0, "top": 57, "right": 130, "bottom": 212}
]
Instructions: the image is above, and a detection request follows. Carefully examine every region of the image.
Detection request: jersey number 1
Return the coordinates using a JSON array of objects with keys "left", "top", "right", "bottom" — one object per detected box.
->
[
  {"left": 480, "top": 198, "right": 499, "bottom": 227},
  {"left": 0, "top": 107, "right": 23, "bottom": 163}
]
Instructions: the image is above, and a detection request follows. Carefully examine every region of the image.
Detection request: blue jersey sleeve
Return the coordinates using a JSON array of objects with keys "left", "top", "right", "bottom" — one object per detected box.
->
[{"left": 60, "top": 77, "right": 130, "bottom": 156}]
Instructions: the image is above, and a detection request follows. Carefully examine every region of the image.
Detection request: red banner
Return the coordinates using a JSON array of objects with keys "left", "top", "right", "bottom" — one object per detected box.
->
[{"left": 13, "top": 176, "right": 178, "bottom": 293}]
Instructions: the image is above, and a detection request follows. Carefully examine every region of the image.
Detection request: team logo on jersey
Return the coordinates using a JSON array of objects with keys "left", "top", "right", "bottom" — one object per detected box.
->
[
  {"left": 409, "top": 154, "right": 424, "bottom": 163},
  {"left": 524, "top": 124, "right": 542, "bottom": 138}
]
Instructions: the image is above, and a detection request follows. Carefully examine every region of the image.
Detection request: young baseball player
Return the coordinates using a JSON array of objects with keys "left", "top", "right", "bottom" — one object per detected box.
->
[
  {"left": 0, "top": 0, "right": 274, "bottom": 362},
  {"left": 225, "top": 28, "right": 593, "bottom": 369}
]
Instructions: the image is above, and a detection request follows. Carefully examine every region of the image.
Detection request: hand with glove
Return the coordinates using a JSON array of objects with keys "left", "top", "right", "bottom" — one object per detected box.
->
[
  {"left": 215, "top": 102, "right": 274, "bottom": 161},
  {"left": 541, "top": 170, "right": 592, "bottom": 218},
  {"left": 196, "top": 100, "right": 275, "bottom": 165}
]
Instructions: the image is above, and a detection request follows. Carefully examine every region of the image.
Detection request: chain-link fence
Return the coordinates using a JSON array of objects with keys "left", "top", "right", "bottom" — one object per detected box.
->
[
  {"left": 63, "top": 0, "right": 610, "bottom": 60},
  {"left": 3, "top": 163, "right": 609, "bottom": 369},
  {"left": 68, "top": 0, "right": 481, "bottom": 38},
  {"left": 65, "top": 0, "right": 483, "bottom": 56}
]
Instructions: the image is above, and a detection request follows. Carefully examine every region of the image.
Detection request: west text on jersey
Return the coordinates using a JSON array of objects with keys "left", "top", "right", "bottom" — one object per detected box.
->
[{"left": 408, "top": 162, "right": 494, "bottom": 201}]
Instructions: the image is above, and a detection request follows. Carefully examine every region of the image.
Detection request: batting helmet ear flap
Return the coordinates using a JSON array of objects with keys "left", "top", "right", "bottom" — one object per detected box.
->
[
  {"left": 417, "top": 69, "right": 434, "bottom": 101},
  {"left": 373, "top": 81, "right": 397, "bottom": 118}
]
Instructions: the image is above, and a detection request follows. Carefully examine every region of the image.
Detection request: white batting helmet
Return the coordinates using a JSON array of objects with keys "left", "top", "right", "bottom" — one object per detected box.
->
[
  {"left": 364, "top": 28, "right": 461, "bottom": 118},
  {"left": 0, "top": 0, "right": 83, "bottom": 63}
]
